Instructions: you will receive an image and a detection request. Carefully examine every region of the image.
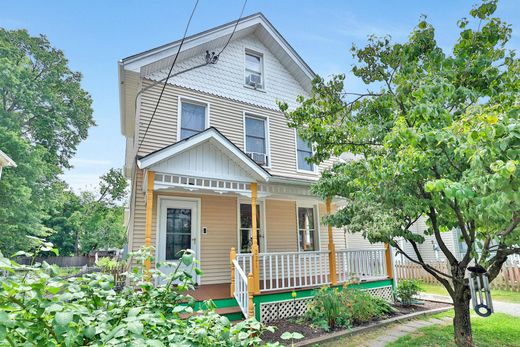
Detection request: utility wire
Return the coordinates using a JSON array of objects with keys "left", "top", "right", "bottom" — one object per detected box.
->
[
  {"left": 215, "top": 0, "right": 248, "bottom": 58},
  {"left": 138, "top": 0, "right": 200, "bottom": 150},
  {"left": 137, "top": 0, "right": 247, "bottom": 151}
]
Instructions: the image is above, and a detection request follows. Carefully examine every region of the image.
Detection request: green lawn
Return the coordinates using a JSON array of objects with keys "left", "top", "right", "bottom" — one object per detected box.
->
[
  {"left": 387, "top": 311, "right": 520, "bottom": 347},
  {"left": 420, "top": 282, "right": 520, "bottom": 304}
]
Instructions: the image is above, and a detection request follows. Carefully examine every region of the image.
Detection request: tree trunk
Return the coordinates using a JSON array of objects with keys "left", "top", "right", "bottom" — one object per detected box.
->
[{"left": 452, "top": 283, "right": 473, "bottom": 347}]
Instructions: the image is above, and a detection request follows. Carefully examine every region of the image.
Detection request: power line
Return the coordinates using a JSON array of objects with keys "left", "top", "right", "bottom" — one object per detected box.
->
[
  {"left": 137, "top": 0, "right": 248, "bottom": 151},
  {"left": 138, "top": 0, "right": 200, "bottom": 150},
  {"left": 215, "top": 0, "right": 248, "bottom": 59}
]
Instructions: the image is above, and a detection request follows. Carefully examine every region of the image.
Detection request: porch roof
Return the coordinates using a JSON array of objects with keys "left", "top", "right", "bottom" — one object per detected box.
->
[{"left": 137, "top": 127, "right": 271, "bottom": 183}]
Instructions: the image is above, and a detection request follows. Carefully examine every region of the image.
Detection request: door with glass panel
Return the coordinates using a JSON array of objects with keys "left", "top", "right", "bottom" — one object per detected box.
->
[{"left": 158, "top": 199, "right": 199, "bottom": 283}]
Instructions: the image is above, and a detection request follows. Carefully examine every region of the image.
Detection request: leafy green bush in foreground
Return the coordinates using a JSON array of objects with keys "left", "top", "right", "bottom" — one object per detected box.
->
[
  {"left": 0, "top": 239, "right": 278, "bottom": 346},
  {"left": 304, "top": 285, "right": 395, "bottom": 331}
]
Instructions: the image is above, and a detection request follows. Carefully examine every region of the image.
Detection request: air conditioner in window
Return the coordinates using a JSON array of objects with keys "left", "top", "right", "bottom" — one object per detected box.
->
[
  {"left": 246, "top": 152, "right": 268, "bottom": 166},
  {"left": 246, "top": 74, "right": 262, "bottom": 89}
]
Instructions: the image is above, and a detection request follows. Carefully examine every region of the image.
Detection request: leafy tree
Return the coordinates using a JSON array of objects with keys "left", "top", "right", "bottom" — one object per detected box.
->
[
  {"left": 46, "top": 168, "right": 128, "bottom": 255},
  {"left": 0, "top": 28, "right": 94, "bottom": 255},
  {"left": 281, "top": 1, "right": 518, "bottom": 346}
]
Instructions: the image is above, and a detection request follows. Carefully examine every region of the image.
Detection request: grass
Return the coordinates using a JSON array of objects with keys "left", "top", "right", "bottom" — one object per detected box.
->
[
  {"left": 420, "top": 282, "right": 520, "bottom": 304},
  {"left": 387, "top": 311, "right": 520, "bottom": 347},
  {"left": 317, "top": 321, "right": 404, "bottom": 347}
]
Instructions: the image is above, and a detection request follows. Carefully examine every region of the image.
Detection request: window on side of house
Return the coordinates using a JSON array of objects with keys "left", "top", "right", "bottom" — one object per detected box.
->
[
  {"left": 296, "top": 136, "right": 314, "bottom": 171},
  {"left": 244, "top": 115, "right": 268, "bottom": 166},
  {"left": 297, "top": 206, "right": 318, "bottom": 251},
  {"left": 245, "top": 52, "right": 263, "bottom": 89},
  {"left": 239, "top": 203, "right": 261, "bottom": 253},
  {"left": 179, "top": 101, "right": 206, "bottom": 140}
]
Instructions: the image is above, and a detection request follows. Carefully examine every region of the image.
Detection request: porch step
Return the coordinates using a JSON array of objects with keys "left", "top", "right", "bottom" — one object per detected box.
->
[
  {"left": 192, "top": 297, "right": 245, "bottom": 321},
  {"left": 216, "top": 306, "right": 244, "bottom": 321}
]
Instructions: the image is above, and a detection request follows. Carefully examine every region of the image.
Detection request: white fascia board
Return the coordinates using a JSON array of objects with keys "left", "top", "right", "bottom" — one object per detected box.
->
[
  {"left": 122, "top": 16, "right": 262, "bottom": 73},
  {"left": 118, "top": 62, "right": 127, "bottom": 135},
  {"left": 137, "top": 129, "right": 270, "bottom": 182},
  {"left": 120, "top": 14, "right": 315, "bottom": 82}
]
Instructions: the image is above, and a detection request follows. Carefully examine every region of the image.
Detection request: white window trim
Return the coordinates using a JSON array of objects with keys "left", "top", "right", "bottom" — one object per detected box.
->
[
  {"left": 295, "top": 202, "right": 321, "bottom": 252},
  {"left": 244, "top": 48, "right": 265, "bottom": 91},
  {"left": 236, "top": 198, "right": 267, "bottom": 253},
  {"left": 294, "top": 130, "right": 318, "bottom": 174},
  {"left": 243, "top": 111, "right": 271, "bottom": 169},
  {"left": 176, "top": 95, "right": 211, "bottom": 141}
]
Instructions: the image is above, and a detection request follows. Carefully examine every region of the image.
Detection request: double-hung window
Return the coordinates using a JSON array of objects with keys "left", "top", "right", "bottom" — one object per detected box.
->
[
  {"left": 245, "top": 52, "right": 263, "bottom": 89},
  {"left": 297, "top": 206, "right": 318, "bottom": 251},
  {"left": 179, "top": 101, "right": 207, "bottom": 140},
  {"left": 245, "top": 115, "right": 268, "bottom": 166},
  {"left": 296, "top": 135, "right": 314, "bottom": 171},
  {"left": 239, "top": 203, "right": 261, "bottom": 253}
]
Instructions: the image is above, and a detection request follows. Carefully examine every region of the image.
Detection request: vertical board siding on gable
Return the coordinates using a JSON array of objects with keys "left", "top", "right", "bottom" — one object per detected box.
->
[
  {"left": 265, "top": 200, "right": 298, "bottom": 252},
  {"left": 138, "top": 81, "right": 332, "bottom": 179}
]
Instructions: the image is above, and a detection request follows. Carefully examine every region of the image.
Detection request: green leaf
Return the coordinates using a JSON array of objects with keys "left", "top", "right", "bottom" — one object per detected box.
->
[
  {"left": 181, "top": 253, "right": 193, "bottom": 266},
  {"left": 127, "top": 321, "right": 143, "bottom": 335},
  {"left": 146, "top": 340, "right": 166, "bottom": 347},
  {"left": 55, "top": 311, "right": 73, "bottom": 326},
  {"left": 128, "top": 307, "right": 142, "bottom": 317}
]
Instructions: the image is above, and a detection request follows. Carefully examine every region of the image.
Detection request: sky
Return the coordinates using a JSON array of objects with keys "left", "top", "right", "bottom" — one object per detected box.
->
[{"left": 2, "top": 0, "right": 519, "bottom": 192}]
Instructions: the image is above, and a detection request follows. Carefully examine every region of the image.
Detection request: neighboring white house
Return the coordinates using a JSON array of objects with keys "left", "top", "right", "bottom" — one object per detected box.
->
[
  {"left": 396, "top": 216, "right": 464, "bottom": 263},
  {"left": 0, "top": 149, "right": 16, "bottom": 180}
]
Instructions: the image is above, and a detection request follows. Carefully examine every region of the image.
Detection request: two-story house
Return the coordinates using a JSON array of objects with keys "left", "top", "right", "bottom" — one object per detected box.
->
[{"left": 119, "top": 13, "right": 394, "bottom": 322}]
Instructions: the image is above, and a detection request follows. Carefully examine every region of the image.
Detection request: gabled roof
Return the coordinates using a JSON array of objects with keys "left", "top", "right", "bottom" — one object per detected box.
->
[
  {"left": 118, "top": 12, "right": 316, "bottom": 136},
  {"left": 137, "top": 127, "right": 271, "bottom": 183},
  {"left": 120, "top": 12, "right": 315, "bottom": 81},
  {"left": 0, "top": 149, "right": 16, "bottom": 168}
]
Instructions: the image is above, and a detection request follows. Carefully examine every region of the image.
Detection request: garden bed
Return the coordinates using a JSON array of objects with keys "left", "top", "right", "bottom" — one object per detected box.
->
[{"left": 262, "top": 301, "right": 450, "bottom": 344}]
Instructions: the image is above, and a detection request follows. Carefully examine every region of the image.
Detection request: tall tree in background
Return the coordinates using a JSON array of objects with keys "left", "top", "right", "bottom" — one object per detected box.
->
[
  {"left": 281, "top": 1, "right": 518, "bottom": 346},
  {"left": 0, "top": 29, "right": 94, "bottom": 254},
  {"left": 46, "top": 168, "right": 128, "bottom": 255}
]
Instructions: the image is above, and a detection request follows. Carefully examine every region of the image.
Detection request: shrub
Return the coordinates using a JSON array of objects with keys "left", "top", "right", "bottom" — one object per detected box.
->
[
  {"left": 305, "top": 285, "right": 395, "bottom": 331},
  {"left": 0, "top": 238, "right": 278, "bottom": 346},
  {"left": 304, "top": 287, "right": 350, "bottom": 331},
  {"left": 346, "top": 288, "right": 395, "bottom": 324},
  {"left": 395, "top": 280, "right": 422, "bottom": 306}
]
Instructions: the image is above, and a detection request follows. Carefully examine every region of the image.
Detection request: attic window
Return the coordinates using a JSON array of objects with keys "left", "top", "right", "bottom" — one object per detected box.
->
[{"left": 245, "top": 52, "right": 263, "bottom": 89}]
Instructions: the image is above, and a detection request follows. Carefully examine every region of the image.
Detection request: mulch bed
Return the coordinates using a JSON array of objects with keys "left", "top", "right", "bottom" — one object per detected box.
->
[{"left": 261, "top": 300, "right": 450, "bottom": 344}]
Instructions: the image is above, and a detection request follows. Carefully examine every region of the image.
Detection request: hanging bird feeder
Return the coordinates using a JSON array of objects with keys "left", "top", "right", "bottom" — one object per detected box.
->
[{"left": 468, "top": 265, "right": 493, "bottom": 317}]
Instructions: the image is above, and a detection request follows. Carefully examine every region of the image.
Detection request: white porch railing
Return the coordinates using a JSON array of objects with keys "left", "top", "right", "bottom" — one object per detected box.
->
[
  {"left": 336, "top": 248, "right": 387, "bottom": 283},
  {"left": 260, "top": 251, "right": 330, "bottom": 292},
  {"left": 232, "top": 259, "right": 249, "bottom": 317},
  {"left": 233, "top": 249, "right": 388, "bottom": 297}
]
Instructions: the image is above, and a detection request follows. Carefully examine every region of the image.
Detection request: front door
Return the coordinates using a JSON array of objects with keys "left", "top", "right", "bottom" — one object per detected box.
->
[{"left": 158, "top": 199, "right": 199, "bottom": 284}]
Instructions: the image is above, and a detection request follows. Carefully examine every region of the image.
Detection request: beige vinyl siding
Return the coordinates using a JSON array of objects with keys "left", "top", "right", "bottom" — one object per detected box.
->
[
  {"left": 137, "top": 80, "right": 333, "bottom": 180},
  {"left": 198, "top": 195, "right": 237, "bottom": 284},
  {"left": 265, "top": 200, "right": 297, "bottom": 252}
]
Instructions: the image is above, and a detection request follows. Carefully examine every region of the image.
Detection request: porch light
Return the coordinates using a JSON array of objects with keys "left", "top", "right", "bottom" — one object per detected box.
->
[{"left": 468, "top": 266, "right": 493, "bottom": 317}]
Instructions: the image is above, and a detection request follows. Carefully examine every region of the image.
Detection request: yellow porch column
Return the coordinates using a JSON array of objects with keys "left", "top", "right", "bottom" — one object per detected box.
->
[
  {"left": 247, "top": 272, "right": 255, "bottom": 318},
  {"left": 230, "top": 247, "right": 237, "bottom": 297},
  {"left": 250, "top": 182, "right": 260, "bottom": 294},
  {"left": 385, "top": 243, "right": 394, "bottom": 279},
  {"left": 144, "top": 170, "right": 155, "bottom": 271},
  {"left": 326, "top": 197, "right": 337, "bottom": 285}
]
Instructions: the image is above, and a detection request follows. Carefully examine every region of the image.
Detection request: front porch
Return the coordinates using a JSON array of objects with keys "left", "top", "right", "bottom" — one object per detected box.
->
[{"left": 134, "top": 128, "right": 396, "bottom": 321}]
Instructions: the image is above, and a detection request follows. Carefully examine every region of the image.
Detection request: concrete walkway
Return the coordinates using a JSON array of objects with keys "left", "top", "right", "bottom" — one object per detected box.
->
[
  {"left": 419, "top": 293, "right": 520, "bottom": 317},
  {"left": 359, "top": 316, "right": 452, "bottom": 347}
]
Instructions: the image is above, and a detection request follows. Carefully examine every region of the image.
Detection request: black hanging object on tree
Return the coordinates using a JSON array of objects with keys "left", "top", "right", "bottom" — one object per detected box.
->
[{"left": 468, "top": 265, "right": 493, "bottom": 317}]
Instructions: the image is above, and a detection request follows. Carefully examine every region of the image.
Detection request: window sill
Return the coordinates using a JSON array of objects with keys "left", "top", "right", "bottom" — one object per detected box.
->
[
  {"left": 296, "top": 169, "right": 318, "bottom": 174},
  {"left": 243, "top": 84, "right": 266, "bottom": 93}
]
